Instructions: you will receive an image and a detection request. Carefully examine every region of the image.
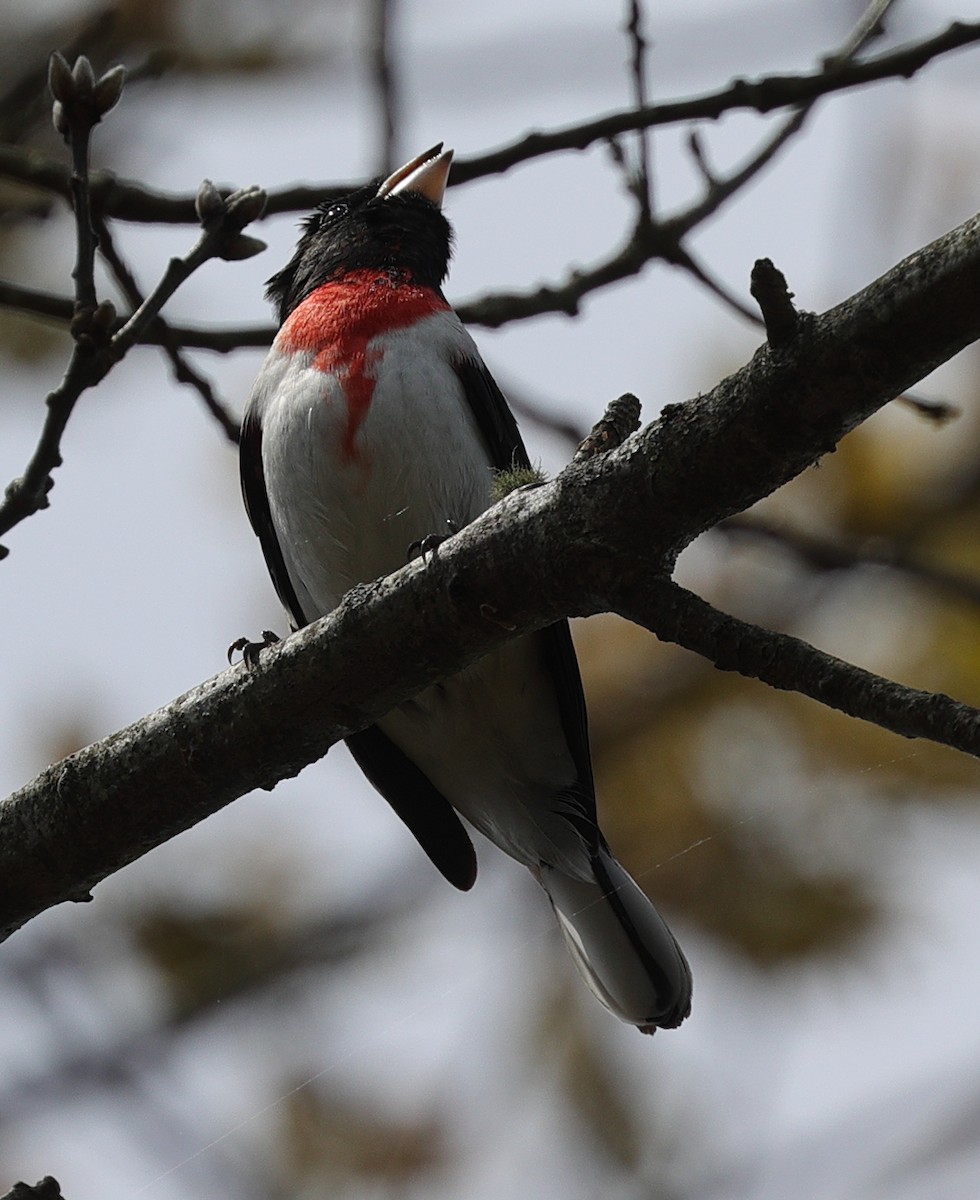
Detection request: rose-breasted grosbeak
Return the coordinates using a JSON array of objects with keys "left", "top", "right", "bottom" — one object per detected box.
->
[{"left": 241, "top": 145, "right": 692, "bottom": 1033}]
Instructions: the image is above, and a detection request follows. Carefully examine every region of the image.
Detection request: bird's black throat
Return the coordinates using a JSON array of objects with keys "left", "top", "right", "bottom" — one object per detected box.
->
[{"left": 266, "top": 188, "right": 454, "bottom": 323}]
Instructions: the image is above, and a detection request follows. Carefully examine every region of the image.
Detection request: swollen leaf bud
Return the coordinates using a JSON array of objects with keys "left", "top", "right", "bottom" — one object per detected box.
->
[
  {"left": 71, "top": 55, "right": 96, "bottom": 98},
  {"left": 92, "top": 299, "right": 118, "bottom": 331},
  {"left": 224, "top": 185, "right": 267, "bottom": 228},
  {"left": 51, "top": 101, "right": 70, "bottom": 138},
  {"left": 218, "top": 234, "right": 267, "bottom": 261},
  {"left": 195, "top": 179, "right": 225, "bottom": 223},
  {"left": 92, "top": 65, "right": 126, "bottom": 116},
  {"left": 48, "top": 52, "right": 74, "bottom": 103}
]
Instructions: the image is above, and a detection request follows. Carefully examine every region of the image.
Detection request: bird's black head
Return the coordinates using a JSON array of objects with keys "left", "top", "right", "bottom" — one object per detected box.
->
[{"left": 266, "top": 144, "right": 455, "bottom": 323}]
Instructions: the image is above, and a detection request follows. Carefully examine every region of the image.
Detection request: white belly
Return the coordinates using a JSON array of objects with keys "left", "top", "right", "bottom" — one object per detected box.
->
[
  {"left": 261, "top": 314, "right": 494, "bottom": 616},
  {"left": 255, "top": 311, "right": 586, "bottom": 873}
]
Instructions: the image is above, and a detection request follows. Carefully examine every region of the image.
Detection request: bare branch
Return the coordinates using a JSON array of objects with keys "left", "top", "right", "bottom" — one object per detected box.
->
[
  {"left": 368, "top": 0, "right": 399, "bottom": 175},
  {"left": 48, "top": 55, "right": 127, "bottom": 308},
  {"left": 750, "top": 257, "right": 800, "bottom": 345},
  {"left": 108, "top": 182, "right": 266, "bottom": 357},
  {"left": 623, "top": 0, "right": 654, "bottom": 221},
  {"left": 460, "top": 0, "right": 915, "bottom": 330},
  {"left": 0, "top": 280, "right": 276, "bottom": 350},
  {"left": 0, "top": 57, "right": 131, "bottom": 558},
  {"left": 95, "top": 217, "right": 240, "bottom": 443},
  {"left": 827, "top": 0, "right": 898, "bottom": 66},
  {"left": 449, "top": 20, "right": 980, "bottom": 185},
  {"left": 456, "top": 103, "right": 809, "bottom": 330},
  {"left": 671, "top": 105, "right": 809, "bottom": 239},
  {"left": 0, "top": 208, "right": 978, "bottom": 938},
  {"left": 2, "top": 22, "right": 975, "bottom": 226},
  {"left": 1, "top": 19, "right": 975, "bottom": 352},
  {"left": 574, "top": 393, "right": 641, "bottom": 462},
  {"left": 0, "top": 183, "right": 265, "bottom": 551},
  {"left": 671, "top": 245, "right": 763, "bottom": 325},
  {"left": 896, "top": 391, "right": 960, "bottom": 424},
  {"left": 717, "top": 517, "right": 980, "bottom": 609},
  {"left": 0, "top": 145, "right": 336, "bottom": 225},
  {"left": 629, "top": 578, "right": 980, "bottom": 746},
  {"left": 0, "top": 279, "right": 75, "bottom": 325},
  {"left": 0, "top": 1178, "right": 64, "bottom": 1200}
]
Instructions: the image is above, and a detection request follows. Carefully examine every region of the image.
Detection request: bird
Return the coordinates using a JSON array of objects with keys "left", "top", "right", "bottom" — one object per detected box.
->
[{"left": 240, "top": 144, "right": 692, "bottom": 1033}]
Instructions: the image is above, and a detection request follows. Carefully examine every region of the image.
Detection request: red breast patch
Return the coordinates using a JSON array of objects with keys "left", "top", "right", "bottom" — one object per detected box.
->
[{"left": 279, "top": 270, "right": 451, "bottom": 464}]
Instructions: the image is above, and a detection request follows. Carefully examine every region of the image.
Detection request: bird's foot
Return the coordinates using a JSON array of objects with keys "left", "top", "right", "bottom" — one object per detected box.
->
[
  {"left": 227, "top": 629, "right": 280, "bottom": 669},
  {"left": 407, "top": 519, "right": 459, "bottom": 562}
]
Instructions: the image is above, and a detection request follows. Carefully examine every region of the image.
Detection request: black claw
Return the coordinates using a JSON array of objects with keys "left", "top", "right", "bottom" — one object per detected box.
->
[
  {"left": 407, "top": 532, "right": 448, "bottom": 561},
  {"left": 407, "top": 519, "right": 460, "bottom": 562},
  {"left": 228, "top": 629, "right": 280, "bottom": 669}
]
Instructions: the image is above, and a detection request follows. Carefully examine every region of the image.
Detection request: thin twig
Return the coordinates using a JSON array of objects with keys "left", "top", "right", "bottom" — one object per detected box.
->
[
  {"left": 462, "top": 0, "right": 904, "bottom": 330},
  {"left": 449, "top": 20, "right": 980, "bottom": 186},
  {"left": 109, "top": 186, "right": 266, "bottom": 358},
  {"left": 1, "top": 21, "right": 975, "bottom": 224},
  {"left": 630, "top": 578, "right": 980, "bottom": 750},
  {"left": 896, "top": 392, "right": 960, "bottom": 424},
  {"left": 718, "top": 516, "right": 980, "bottom": 609},
  {"left": 0, "top": 57, "right": 127, "bottom": 558},
  {"left": 456, "top": 107, "right": 808, "bottom": 330},
  {"left": 673, "top": 106, "right": 810, "bottom": 238},
  {"left": 624, "top": 0, "right": 654, "bottom": 221},
  {"left": 0, "top": 279, "right": 275, "bottom": 350},
  {"left": 0, "top": 182, "right": 265, "bottom": 551},
  {"left": 67, "top": 113, "right": 98, "bottom": 312},
  {"left": 368, "top": 0, "right": 398, "bottom": 175},
  {"left": 95, "top": 217, "right": 240, "bottom": 443},
  {"left": 750, "top": 257, "right": 800, "bottom": 345},
  {"left": 827, "top": 0, "right": 898, "bottom": 66},
  {"left": 672, "top": 245, "right": 763, "bottom": 325}
]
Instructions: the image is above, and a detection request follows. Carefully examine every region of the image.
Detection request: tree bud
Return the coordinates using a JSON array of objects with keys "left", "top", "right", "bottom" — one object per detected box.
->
[
  {"left": 51, "top": 102, "right": 70, "bottom": 138},
  {"left": 225, "top": 185, "right": 267, "bottom": 228},
  {"left": 70, "top": 56, "right": 96, "bottom": 98},
  {"left": 195, "top": 179, "right": 225, "bottom": 223},
  {"left": 92, "top": 65, "right": 126, "bottom": 116},
  {"left": 48, "top": 52, "right": 74, "bottom": 102},
  {"left": 218, "top": 234, "right": 267, "bottom": 261}
]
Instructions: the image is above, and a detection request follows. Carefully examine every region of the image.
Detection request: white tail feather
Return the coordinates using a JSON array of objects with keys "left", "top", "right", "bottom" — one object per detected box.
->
[{"left": 539, "top": 847, "right": 692, "bottom": 1032}]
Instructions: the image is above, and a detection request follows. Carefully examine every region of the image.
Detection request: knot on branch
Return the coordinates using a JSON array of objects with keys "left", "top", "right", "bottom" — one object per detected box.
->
[
  {"left": 575, "top": 393, "right": 642, "bottom": 461},
  {"left": 750, "top": 257, "right": 800, "bottom": 347},
  {"left": 1, "top": 1177, "right": 65, "bottom": 1200},
  {"left": 69, "top": 298, "right": 117, "bottom": 349}
]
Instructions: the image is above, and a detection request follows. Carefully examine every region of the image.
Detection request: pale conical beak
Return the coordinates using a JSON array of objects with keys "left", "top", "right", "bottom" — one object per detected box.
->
[{"left": 376, "top": 144, "right": 453, "bottom": 207}]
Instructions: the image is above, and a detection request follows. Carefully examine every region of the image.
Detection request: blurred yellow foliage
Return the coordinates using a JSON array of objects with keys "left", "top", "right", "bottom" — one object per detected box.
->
[
  {"left": 572, "top": 605, "right": 980, "bottom": 965},
  {"left": 280, "top": 1082, "right": 446, "bottom": 1189}
]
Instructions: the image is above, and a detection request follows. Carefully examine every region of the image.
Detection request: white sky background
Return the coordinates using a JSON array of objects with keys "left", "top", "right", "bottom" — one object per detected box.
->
[{"left": 2, "top": 0, "right": 980, "bottom": 1197}]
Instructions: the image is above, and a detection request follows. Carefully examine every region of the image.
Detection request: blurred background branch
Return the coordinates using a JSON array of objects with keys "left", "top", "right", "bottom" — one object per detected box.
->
[{"left": 1, "top": 2, "right": 980, "bottom": 1198}]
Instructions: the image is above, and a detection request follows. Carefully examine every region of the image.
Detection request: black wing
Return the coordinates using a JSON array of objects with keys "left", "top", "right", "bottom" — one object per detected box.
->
[
  {"left": 453, "top": 356, "right": 596, "bottom": 800},
  {"left": 346, "top": 726, "right": 478, "bottom": 890},
  {"left": 240, "top": 406, "right": 307, "bottom": 631},
  {"left": 240, "top": 404, "right": 477, "bottom": 887}
]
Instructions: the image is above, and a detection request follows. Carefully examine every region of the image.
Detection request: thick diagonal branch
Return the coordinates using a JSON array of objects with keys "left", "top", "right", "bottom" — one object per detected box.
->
[{"left": 0, "top": 209, "right": 978, "bottom": 942}]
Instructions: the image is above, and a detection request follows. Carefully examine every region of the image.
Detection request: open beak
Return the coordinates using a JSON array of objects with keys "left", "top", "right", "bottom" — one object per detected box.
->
[{"left": 376, "top": 143, "right": 453, "bottom": 207}]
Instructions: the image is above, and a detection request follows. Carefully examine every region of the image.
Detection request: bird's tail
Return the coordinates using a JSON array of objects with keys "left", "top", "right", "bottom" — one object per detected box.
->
[{"left": 538, "top": 845, "right": 692, "bottom": 1033}]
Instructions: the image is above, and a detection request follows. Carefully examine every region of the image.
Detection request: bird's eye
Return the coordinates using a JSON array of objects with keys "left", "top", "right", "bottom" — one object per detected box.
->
[{"left": 322, "top": 203, "right": 348, "bottom": 223}]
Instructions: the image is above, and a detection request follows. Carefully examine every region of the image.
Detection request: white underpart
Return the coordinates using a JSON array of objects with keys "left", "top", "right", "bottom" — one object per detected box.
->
[{"left": 250, "top": 309, "right": 587, "bottom": 874}]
